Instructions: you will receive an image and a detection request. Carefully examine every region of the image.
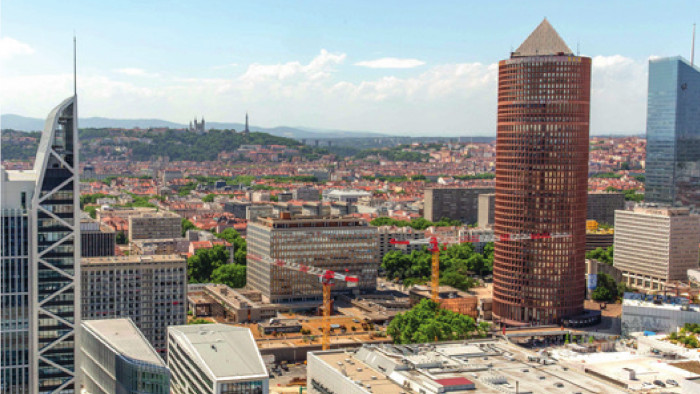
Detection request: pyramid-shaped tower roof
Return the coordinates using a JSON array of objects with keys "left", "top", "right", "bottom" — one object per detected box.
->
[{"left": 513, "top": 19, "right": 573, "bottom": 57}]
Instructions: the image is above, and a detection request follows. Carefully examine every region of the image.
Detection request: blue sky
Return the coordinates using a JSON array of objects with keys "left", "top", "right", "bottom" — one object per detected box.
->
[{"left": 1, "top": 1, "right": 699, "bottom": 135}]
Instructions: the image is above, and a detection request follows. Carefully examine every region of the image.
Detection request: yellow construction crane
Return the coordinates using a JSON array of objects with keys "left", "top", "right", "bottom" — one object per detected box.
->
[
  {"left": 248, "top": 254, "right": 359, "bottom": 350},
  {"left": 391, "top": 232, "right": 571, "bottom": 303}
]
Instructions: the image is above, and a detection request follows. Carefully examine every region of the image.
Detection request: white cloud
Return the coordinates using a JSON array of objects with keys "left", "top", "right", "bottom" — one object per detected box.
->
[
  {"left": 114, "top": 67, "right": 160, "bottom": 77},
  {"left": 590, "top": 55, "right": 647, "bottom": 134},
  {"left": 0, "top": 49, "right": 649, "bottom": 135},
  {"left": 355, "top": 57, "right": 426, "bottom": 69},
  {"left": 0, "top": 37, "right": 35, "bottom": 59}
]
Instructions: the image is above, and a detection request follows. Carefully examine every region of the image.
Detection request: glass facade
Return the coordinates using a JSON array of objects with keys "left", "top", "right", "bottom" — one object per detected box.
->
[
  {"left": 646, "top": 57, "right": 700, "bottom": 208},
  {"left": 1, "top": 211, "right": 30, "bottom": 394}
]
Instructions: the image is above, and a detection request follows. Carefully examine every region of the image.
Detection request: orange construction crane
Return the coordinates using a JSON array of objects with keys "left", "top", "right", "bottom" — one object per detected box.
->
[
  {"left": 247, "top": 254, "right": 359, "bottom": 350},
  {"left": 391, "top": 231, "right": 571, "bottom": 303}
]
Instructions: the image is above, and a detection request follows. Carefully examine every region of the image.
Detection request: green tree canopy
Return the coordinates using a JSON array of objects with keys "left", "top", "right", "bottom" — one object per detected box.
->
[
  {"left": 387, "top": 300, "right": 477, "bottom": 344},
  {"left": 182, "top": 218, "right": 197, "bottom": 237},
  {"left": 211, "top": 264, "right": 246, "bottom": 288},
  {"left": 215, "top": 228, "right": 247, "bottom": 265},
  {"left": 187, "top": 245, "right": 229, "bottom": 283}
]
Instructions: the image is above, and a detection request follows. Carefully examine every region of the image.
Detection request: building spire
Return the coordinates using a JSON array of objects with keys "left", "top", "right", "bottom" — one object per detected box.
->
[
  {"left": 73, "top": 34, "right": 77, "bottom": 96},
  {"left": 513, "top": 18, "right": 573, "bottom": 57},
  {"left": 692, "top": 23, "right": 696, "bottom": 66},
  {"left": 245, "top": 112, "right": 249, "bottom": 133}
]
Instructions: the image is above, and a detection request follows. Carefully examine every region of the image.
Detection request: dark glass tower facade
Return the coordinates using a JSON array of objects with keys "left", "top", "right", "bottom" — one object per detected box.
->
[
  {"left": 645, "top": 57, "right": 700, "bottom": 208},
  {"left": 493, "top": 20, "right": 590, "bottom": 325}
]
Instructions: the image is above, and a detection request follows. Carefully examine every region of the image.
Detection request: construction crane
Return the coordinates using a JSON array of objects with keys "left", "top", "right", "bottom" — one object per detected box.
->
[
  {"left": 247, "top": 254, "right": 359, "bottom": 350},
  {"left": 390, "top": 231, "right": 571, "bottom": 303}
]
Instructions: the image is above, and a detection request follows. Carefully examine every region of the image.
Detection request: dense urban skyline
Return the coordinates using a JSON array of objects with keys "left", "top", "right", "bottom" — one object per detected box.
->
[{"left": 1, "top": 1, "right": 699, "bottom": 135}]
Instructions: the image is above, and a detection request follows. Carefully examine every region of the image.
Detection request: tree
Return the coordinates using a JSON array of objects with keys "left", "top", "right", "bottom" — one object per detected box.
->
[
  {"left": 84, "top": 206, "right": 97, "bottom": 219},
  {"left": 591, "top": 273, "right": 619, "bottom": 302},
  {"left": 215, "top": 228, "right": 247, "bottom": 265},
  {"left": 202, "top": 194, "right": 215, "bottom": 202},
  {"left": 182, "top": 218, "right": 197, "bottom": 237},
  {"left": 211, "top": 264, "right": 246, "bottom": 288},
  {"left": 387, "top": 299, "right": 477, "bottom": 344},
  {"left": 116, "top": 231, "right": 127, "bottom": 245},
  {"left": 187, "top": 245, "right": 229, "bottom": 283},
  {"left": 586, "top": 246, "right": 614, "bottom": 266},
  {"left": 440, "top": 271, "right": 478, "bottom": 291}
]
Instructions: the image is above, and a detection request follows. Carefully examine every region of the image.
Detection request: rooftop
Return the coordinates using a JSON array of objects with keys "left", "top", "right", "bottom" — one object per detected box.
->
[
  {"left": 83, "top": 319, "right": 165, "bottom": 366},
  {"left": 168, "top": 324, "right": 267, "bottom": 381},
  {"left": 513, "top": 18, "right": 573, "bottom": 57},
  {"left": 81, "top": 254, "right": 185, "bottom": 265}
]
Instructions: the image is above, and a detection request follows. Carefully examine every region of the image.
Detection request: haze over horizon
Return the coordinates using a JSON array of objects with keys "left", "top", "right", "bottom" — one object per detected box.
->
[{"left": 1, "top": 1, "right": 698, "bottom": 136}]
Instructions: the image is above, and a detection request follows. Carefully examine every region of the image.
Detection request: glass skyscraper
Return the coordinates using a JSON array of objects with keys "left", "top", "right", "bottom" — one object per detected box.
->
[
  {"left": 645, "top": 56, "right": 700, "bottom": 208},
  {"left": 1, "top": 95, "right": 80, "bottom": 393}
]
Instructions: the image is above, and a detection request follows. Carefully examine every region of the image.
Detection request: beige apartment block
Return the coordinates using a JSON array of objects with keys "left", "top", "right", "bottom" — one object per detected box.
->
[
  {"left": 614, "top": 207, "right": 700, "bottom": 291},
  {"left": 128, "top": 210, "right": 181, "bottom": 243}
]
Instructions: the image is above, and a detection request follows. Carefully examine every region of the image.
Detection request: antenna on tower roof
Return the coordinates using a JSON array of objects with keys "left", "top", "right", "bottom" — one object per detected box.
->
[
  {"left": 692, "top": 23, "right": 696, "bottom": 66},
  {"left": 73, "top": 34, "right": 77, "bottom": 96}
]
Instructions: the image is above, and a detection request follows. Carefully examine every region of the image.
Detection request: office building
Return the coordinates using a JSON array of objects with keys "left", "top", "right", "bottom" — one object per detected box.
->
[
  {"left": 128, "top": 210, "right": 181, "bottom": 243},
  {"left": 423, "top": 187, "right": 494, "bottom": 224},
  {"left": 168, "top": 325, "right": 269, "bottom": 394},
  {"left": 293, "top": 186, "right": 320, "bottom": 201},
  {"left": 587, "top": 192, "right": 625, "bottom": 225},
  {"left": 224, "top": 200, "right": 251, "bottom": 219},
  {"left": 478, "top": 193, "right": 495, "bottom": 227},
  {"left": 645, "top": 56, "right": 700, "bottom": 208},
  {"left": 613, "top": 207, "right": 700, "bottom": 291},
  {"left": 307, "top": 342, "right": 623, "bottom": 394},
  {"left": 493, "top": 19, "right": 590, "bottom": 325},
  {"left": 246, "top": 215, "right": 378, "bottom": 302},
  {"left": 81, "top": 254, "right": 187, "bottom": 358},
  {"left": 80, "top": 319, "right": 170, "bottom": 394},
  {"left": 1, "top": 95, "right": 80, "bottom": 393},
  {"left": 377, "top": 226, "right": 425, "bottom": 265},
  {"left": 80, "top": 217, "right": 115, "bottom": 257}
]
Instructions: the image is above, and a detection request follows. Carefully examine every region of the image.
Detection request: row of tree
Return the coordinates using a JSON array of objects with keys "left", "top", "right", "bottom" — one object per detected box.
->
[
  {"left": 387, "top": 300, "right": 490, "bottom": 344},
  {"left": 370, "top": 216, "right": 465, "bottom": 230},
  {"left": 382, "top": 242, "right": 494, "bottom": 291}
]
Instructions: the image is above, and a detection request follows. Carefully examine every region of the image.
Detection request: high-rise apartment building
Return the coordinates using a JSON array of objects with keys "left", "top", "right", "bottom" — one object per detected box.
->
[
  {"left": 81, "top": 254, "right": 187, "bottom": 358},
  {"left": 645, "top": 57, "right": 700, "bottom": 208},
  {"left": 246, "top": 215, "right": 378, "bottom": 302},
  {"left": 614, "top": 207, "right": 700, "bottom": 291},
  {"left": 493, "top": 19, "right": 590, "bottom": 325},
  {"left": 80, "top": 217, "right": 115, "bottom": 257},
  {"left": 423, "top": 187, "right": 494, "bottom": 224},
  {"left": 1, "top": 96, "right": 80, "bottom": 393},
  {"left": 80, "top": 319, "right": 170, "bottom": 394},
  {"left": 587, "top": 192, "right": 626, "bottom": 225},
  {"left": 128, "top": 211, "right": 181, "bottom": 243}
]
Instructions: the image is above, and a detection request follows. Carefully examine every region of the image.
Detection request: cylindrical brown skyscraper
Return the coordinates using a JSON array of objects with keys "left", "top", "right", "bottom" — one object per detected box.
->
[{"left": 493, "top": 19, "right": 590, "bottom": 326}]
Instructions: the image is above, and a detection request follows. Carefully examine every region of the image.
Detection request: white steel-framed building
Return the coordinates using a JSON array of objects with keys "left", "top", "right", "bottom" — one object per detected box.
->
[{"left": 1, "top": 95, "right": 81, "bottom": 393}]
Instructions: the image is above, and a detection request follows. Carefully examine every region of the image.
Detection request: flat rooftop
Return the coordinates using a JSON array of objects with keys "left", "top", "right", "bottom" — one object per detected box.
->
[
  {"left": 83, "top": 319, "right": 165, "bottom": 366},
  {"left": 82, "top": 254, "right": 185, "bottom": 265},
  {"left": 169, "top": 324, "right": 267, "bottom": 381},
  {"left": 311, "top": 341, "right": 626, "bottom": 393}
]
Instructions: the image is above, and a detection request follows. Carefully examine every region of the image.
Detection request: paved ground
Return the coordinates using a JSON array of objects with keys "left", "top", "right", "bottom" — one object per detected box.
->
[{"left": 269, "top": 364, "right": 307, "bottom": 389}]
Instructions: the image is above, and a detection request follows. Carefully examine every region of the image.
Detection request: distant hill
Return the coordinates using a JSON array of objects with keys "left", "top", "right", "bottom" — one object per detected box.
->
[{"left": 1, "top": 114, "right": 390, "bottom": 139}]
